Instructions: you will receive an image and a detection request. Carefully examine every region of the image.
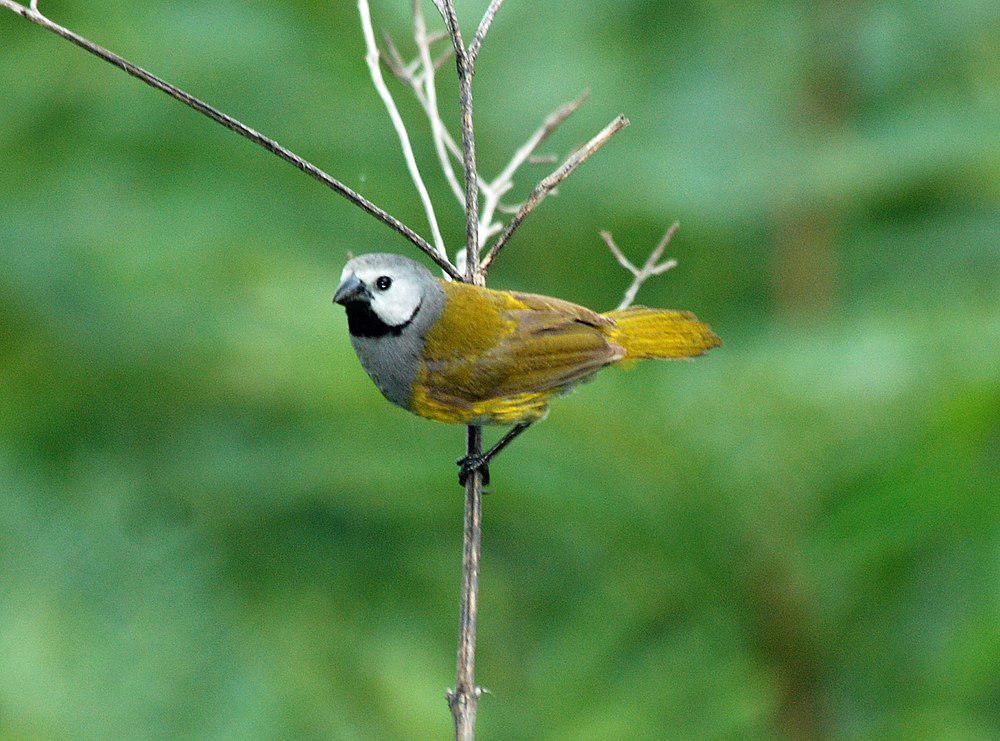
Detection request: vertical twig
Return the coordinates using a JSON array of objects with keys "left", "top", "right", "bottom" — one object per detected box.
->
[
  {"left": 432, "top": 1, "right": 491, "bottom": 737},
  {"left": 435, "top": 0, "right": 481, "bottom": 275},
  {"left": 448, "top": 425, "right": 484, "bottom": 741}
]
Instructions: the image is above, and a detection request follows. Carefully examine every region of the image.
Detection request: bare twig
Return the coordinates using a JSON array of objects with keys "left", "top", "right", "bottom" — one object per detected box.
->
[
  {"left": 495, "top": 201, "right": 522, "bottom": 215},
  {"left": 413, "top": 0, "right": 466, "bottom": 210},
  {"left": 527, "top": 153, "right": 559, "bottom": 165},
  {"left": 601, "top": 223, "right": 680, "bottom": 310},
  {"left": 377, "top": 17, "right": 589, "bottom": 258},
  {"left": 432, "top": 46, "right": 454, "bottom": 72},
  {"left": 426, "top": 29, "right": 449, "bottom": 46},
  {"left": 379, "top": 30, "right": 473, "bottom": 191},
  {"left": 434, "top": 0, "right": 480, "bottom": 278},
  {"left": 359, "top": 0, "right": 447, "bottom": 260},
  {"left": 468, "top": 0, "right": 506, "bottom": 65},
  {"left": 480, "top": 115, "right": 630, "bottom": 272},
  {"left": 0, "top": 0, "right": 462, "bottom": 280},
  {"left": 477, "top": 91, "right": 589, "bottom": 249},
  {"left": 379, "top": 29, "right": 408, "bottom": 78},
  {"left": 428, "top": 3, "right": 491, "bottom": 738},
  {"left": 447, "top": 425, "right": 484, "bottom": 741},
  {"left": 493, "top": 92, "right": 589, "bottom": 187}
]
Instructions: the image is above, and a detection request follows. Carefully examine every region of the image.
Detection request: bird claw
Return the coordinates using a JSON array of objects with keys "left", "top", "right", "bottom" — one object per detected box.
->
[{"left": 456, "top": 454, "right": 490, "bottom": 487}]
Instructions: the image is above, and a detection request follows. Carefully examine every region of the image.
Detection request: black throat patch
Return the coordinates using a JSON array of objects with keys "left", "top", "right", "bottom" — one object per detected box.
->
[{"left": 345, "top": 300, "right": 421, "bottom": 338}]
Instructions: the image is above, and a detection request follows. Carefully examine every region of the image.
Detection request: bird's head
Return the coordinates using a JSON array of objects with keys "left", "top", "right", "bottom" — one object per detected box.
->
[{"left": 334, "top": 253, "right": 436, "bottom": 337}]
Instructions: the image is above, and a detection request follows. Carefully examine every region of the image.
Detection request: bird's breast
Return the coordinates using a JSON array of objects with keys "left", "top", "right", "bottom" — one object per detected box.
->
[{"left": 349, "top": 332, "right": 423, "bottom": 408}]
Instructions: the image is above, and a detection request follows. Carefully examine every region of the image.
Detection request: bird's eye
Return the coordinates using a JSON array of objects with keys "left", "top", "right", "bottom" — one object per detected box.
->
[{"left": 375, "top": 276, "right": 392, "bottom": 291}]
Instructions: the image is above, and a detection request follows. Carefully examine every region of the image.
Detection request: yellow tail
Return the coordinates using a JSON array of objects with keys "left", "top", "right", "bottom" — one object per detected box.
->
[{"left": 604, "top": 307, "right": 721, "bottom": 360}]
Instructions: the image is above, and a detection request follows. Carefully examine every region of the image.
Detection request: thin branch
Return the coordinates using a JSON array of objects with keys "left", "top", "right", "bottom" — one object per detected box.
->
[
  {"left": 379, "top": 33, "right": 460, "bottom": 162},
  {"left": 378, "top": 22, "right": 588, "bottom": 259},
  {"left": 426, "top": 28, "right": 449, "bottom": 46},
  {"left": 380, "top": 29, "right": 408, "bottom": 78},
  {"left": 381, "top": 25, "right": 490, "bottom": 214},
  {"left": 386, "top": 7, "right": 583, "bottom": 257},
  {"left": 0, "top": 0, "right": 462, "bottom": 280},
  {"left": 429, "top": 4, "right": 486, "bottom": 738},
  {"left": 602, "top": 231, "right": 641, "bottom": 276},
  {"left": 447, "top": 425, "right": 484, "bottom": 741},
  {"left": 432, "top": 46, "right": 454, "bottom": 72},
  {"left": 528, "top": 153, "right": 559, "bottom": 165},
  {"left": 434, "top": 0, "right": 480, "bottom": 278},
  {"left": 493, "top": 91, "right": 589, "bottom": 187},
  {"left": 468, "top": 0, "right": 506, "bottom": 65},
  {"left": 495, "top": 201, "right": 522, "bottom": 215},
  {"left": 477, "top": 91, "right": 589, "bottom": 249},
  {"left": 480, "top": 114, "right": 630, "bottom": 272},
  {"left": 388, "top": 54, "right": 485, "bottom": 194},
  {"left": 382, "top": 59, "right": 589, "bottom": 257},
  {"left": 601, "top": 223, "right": 680, "bottom": 310},
  {"left": 358, "top": 0, "right": 447, "bottom": 260},
  {"left": 413, "top": 0, "right": 466, "bottom": 209}
]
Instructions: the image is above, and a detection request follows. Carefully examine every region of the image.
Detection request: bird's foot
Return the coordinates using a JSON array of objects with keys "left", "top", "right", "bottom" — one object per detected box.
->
[{"left": 456, "top": 454, "right": 490, "bottom": 487}]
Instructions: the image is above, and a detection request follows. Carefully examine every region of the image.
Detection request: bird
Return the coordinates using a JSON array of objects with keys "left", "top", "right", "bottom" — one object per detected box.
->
[{"left": 333, "top": 253, "right": 720, "bottom": 485}]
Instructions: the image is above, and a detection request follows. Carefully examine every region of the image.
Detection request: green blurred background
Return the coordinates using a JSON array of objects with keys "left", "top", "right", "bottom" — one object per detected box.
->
[{"left": 1, "top": 0, "right": 997, "bottom": 737}]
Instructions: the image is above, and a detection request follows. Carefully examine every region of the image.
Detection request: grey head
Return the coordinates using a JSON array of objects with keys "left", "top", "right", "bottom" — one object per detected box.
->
[{"left": 333, "top": 253, "right": 445, "bottom": 408}]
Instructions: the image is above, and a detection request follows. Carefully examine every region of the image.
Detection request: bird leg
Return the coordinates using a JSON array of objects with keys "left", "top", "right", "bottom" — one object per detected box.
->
[{"left": 456, "top": 422, "right": 533, "bottom": 486}]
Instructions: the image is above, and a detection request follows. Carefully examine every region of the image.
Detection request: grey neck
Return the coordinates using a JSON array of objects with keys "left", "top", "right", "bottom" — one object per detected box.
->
[{"left": 348, "top": 280, "right": 445, "bottom": 408}]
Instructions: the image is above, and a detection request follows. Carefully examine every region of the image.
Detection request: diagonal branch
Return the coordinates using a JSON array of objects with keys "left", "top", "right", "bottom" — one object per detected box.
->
[
  {"left": 379, "top": 13, "right": 588, "bottom": 257},
  {"left": 601, "top": 223, "right": 680, "bottom": 310},
  {"left": 358, "top": 0, "right": 447, "bottom": 260},
  {"left": 468, "top": 0, "right": 506, "bottom": 65},
  {"left": 379, "top": 28, "right": 408, "bottom": 79},
  {"left": 478, "top": 91, "right": 589, "bottom": 249},
  {"left": 480, "top": 114, "right": 630, "bottom": 272},
  {"left": 0, "top": 0, "right": 462, "bottom": 280},
  {"left": 492, "top": 90, "right": 589, "bottom": 191}
]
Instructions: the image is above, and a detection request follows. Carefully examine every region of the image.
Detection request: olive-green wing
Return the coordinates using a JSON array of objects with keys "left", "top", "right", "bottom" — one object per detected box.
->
[
  {"left": 485, "top": 307, "right": 623, "bottom": 397},
  {"left": 420, "top": 283, "right": 622, "bottom": 404}
]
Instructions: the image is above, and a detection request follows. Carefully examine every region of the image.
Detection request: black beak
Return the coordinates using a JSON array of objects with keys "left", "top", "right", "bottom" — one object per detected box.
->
[{"left": 333, "top": 273, "right": 371, "bottom": 305}]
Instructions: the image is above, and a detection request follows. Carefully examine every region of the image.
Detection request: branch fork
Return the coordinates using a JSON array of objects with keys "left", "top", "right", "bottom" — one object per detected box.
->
[
  {"left": 601, "top": 223, "right": 680, "bottom": 310},
  {"left": 368, "top": 6, "right": 627, "bottom": 281}
]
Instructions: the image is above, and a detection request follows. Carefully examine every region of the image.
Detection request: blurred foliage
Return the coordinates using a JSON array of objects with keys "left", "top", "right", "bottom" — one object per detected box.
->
[{"left": 1, "top": 0, "right": 997, "bottom": 738}]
